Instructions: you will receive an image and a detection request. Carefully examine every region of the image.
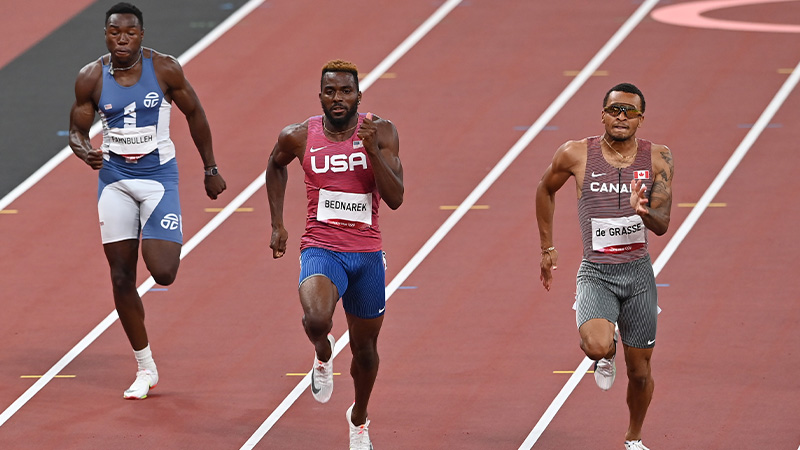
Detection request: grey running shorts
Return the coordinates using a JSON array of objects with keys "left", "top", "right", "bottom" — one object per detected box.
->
[{"left": 575, "top": 254, "right": 658, "bottom": 349}]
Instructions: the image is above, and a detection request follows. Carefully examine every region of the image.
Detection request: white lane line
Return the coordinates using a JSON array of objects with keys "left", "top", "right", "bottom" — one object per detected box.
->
[
  {"left": 239, "top": 0, "right": 465, "bottom": 447},
  {"left": 0, "top": 0, "right": 267, "bottom": 212},
  {"left": 0, "top": 0, "right": 269, "bottom": 428},
  {"left": 518, "top": 29, "right": 800, "bottom": 450}
]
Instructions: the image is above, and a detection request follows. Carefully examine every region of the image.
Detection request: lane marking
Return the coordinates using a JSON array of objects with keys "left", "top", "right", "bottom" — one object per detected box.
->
[
  {"left": 563, "top": 70, "right": 608, "bottom": 76},
  {"left": 439, "top": 205, "right": 489, "bottom": 210},
  {"left": 204, "top": 207, "right": 254, "bottom": 212},
  {"left": 20, "top": 375, "right": 75, "bottom": 379},
  {"left": 553, "top": 371, "right": 593, "bottom": 374},
  {"left": 0, "top": 210, "right": 18, "bottom": 214},
  {"left": 241, "top": 1, "right": 465, "bottom": 447},
  {"left": 285, "top": 373, "right": 341, "bottom": 377},
  {"left": 522, "top": 45, "right": 800, "bottom": 450},
  {"left": 778, "top": 68, "right": 794, "bottom": 74},
  {"left": 678, "top": 202, "right": 726, "bottom": 207},
  {"left": 651, "top": 0, "right": 800, "bottom": 33},
  {"left": 0, "top": 0, "right": 270, "bottom": 429},
  {"left": 0, "top": 0, "right": 269, "bottom": 212}
]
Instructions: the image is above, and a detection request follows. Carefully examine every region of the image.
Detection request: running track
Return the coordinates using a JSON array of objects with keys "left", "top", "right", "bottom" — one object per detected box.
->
[{"left": 0, "top": 0, "right": 798, "bottom": 448}]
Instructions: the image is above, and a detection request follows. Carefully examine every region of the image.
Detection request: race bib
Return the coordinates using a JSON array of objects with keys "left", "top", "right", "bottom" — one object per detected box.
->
[
  {"left": 105, "top": 126, "right": 158, "bottom": 161},
  {"left": 591, "top": 215, "right": 646, "bottom": 253},
  {"left": 317, "top": 189, "right": 372, "bottom": 229}
]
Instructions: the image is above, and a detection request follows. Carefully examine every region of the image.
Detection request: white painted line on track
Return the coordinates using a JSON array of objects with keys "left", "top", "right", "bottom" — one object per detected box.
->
[
  {"left": 239, "top": 0, "right": 465, "bottom": 447},
  {"left": 0, "top": 0, "right": 268, "bottom": 429},
  {"left": 0, "top": 0, "right": 267, "bottom": 212},
  {"left": 519, "top": 23, "right": 800, "bottom": 450}
]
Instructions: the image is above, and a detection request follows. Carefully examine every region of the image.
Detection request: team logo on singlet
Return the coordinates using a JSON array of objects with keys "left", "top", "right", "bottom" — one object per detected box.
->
[
  {"left": 161, "top": 213, "right": 180, "bottom": 230},
  {"left": 143, "top": 92, "right": 160, "bottom": 108},
  {"left": 311, "top": 152, "right": 368, "bottom": 173}
]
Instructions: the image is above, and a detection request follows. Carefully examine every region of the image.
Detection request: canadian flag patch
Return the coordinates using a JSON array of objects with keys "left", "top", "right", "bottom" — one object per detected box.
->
[{"left": 633, "top": 170, "right": 650, "bottom": 180}]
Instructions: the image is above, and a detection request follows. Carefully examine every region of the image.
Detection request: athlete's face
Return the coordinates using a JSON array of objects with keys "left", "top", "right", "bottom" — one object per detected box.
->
[
  {"left": 602, "top": 91, "right": 644, "bottom": 142},
  {"left": 104, "top": 14, "right": 144, "bottom": 65},
  {"left": 320, "top": 72, "right": 361, "bottom": 128}
]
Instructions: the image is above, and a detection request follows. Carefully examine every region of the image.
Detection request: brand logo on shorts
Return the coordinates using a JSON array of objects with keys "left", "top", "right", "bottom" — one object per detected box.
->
[
  {"left": 161, "top": 213, "right": 180, "bottom": 230},
  {"left": 143, "top": 92, "right": 160, "bottom": 108}
]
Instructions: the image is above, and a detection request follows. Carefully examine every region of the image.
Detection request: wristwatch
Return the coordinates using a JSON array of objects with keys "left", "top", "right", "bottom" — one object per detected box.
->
[{"left": 204, "top": 165, "right": 219, "bottom": 176}]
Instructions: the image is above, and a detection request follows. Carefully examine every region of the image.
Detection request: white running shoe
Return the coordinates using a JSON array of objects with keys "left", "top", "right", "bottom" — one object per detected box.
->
[
  {"left": 347, "top": 403, "right": 373, "bottom": 450},
  {"left": 123, "top": 369, "right": 158, "bottom": 399},
  {"left": 594, "top": 328, "right": 619, "bottom": 391},
  {"left": 624, "top": 439, "right": 651, "bottom": 450},
  {"left": 310, "top": 334, "right": 335, "bottom": 403}
]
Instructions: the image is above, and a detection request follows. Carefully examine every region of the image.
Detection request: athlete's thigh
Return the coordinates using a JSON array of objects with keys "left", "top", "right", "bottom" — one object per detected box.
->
[
  {"left": 299, "top": 247, "right": 348, "bottom": 313},
  {"left": 341, "top": 250, "right": 386, "bottom": 320},
  {"left": 618, "top": 260, "right": 658, "bottom": 349},
  {"left": 575, "top": 260, "right": 621, "bottom": 329}
]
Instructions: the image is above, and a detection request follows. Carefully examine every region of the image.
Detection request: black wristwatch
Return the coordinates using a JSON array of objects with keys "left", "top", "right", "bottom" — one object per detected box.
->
[{"left": 204, "top": 165, "right": 219, "bottom": 176}]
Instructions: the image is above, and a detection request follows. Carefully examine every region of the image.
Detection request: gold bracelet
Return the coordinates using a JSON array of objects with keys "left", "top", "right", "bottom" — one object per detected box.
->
[{"left": 541, "top": 246, "right": 556, "bottom": 255}]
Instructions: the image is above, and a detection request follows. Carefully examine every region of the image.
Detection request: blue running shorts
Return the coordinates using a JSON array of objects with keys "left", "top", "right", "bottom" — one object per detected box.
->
[
  {"left": 299, "top": 247, "right": 387, "bottom": 319},
  {"left": 97, "top": 156, "right": 182, "bottom": 244}
]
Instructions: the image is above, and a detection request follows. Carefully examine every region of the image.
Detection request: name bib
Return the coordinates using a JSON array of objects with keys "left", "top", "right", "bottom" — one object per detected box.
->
[
  {"left": 105, "top": 126, "right": 158, "bottom": 162},
  {"left": 591, "top": 215, "right": 646, "bottom": 253},
  {"left": 317, "top": 188, "right": 372, "bottom": 229}
]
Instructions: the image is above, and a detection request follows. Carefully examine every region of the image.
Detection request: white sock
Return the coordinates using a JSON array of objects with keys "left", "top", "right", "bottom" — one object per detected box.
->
[{"left": 133, "top": 344, "right": 157, "bottom": 373}]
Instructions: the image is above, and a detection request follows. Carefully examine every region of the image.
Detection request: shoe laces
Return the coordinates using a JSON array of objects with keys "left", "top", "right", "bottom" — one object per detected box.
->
[
  {"left": 135, "top": 369, "right": 154, "bottom": 379},
  {"left": 314, "top": 361, "right": 332, "bottom": 384},
  {"left": 595, "top": 356, "right": 614, "bottom": 376}
]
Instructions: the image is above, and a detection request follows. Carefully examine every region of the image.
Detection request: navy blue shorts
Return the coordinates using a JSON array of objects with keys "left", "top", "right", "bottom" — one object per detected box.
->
[{"left": 299, "top": 247, "right": 386, "bottom": 319}]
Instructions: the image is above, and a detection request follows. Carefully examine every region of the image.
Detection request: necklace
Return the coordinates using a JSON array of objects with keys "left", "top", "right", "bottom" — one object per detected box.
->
[
  {"left": 602, "top": 136, "right": 636, "bottom": 161},
  {"left": 323, "top": 118, "right": 357, "bottom": 135},
  {"left": 108, "top": 50, "right": 142, "bottom": 75}
]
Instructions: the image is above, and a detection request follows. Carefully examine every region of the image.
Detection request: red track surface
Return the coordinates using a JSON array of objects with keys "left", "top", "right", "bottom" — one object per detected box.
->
[{"left": 1, "top": 1, "right": 798, "bottom": 448}]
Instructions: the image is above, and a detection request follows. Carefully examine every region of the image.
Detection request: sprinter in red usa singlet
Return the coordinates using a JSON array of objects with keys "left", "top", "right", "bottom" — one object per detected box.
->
[
  {"left": 535, "top": 83, "right": 674, "bottom": 450},
  {"left": 266, "top": 60, "right": 403, "bottom": 450}
]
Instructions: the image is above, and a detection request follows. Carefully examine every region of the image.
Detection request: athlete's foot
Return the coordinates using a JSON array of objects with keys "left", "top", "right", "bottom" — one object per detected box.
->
[
  {"left": 310, "top": 334, "right": 335, "bottom": 403},
  {"left": 123, "top": 369, "right": 158, "bottom": 399},
  {"left": 347, "top": 402, "right": 373, "bottom": 450}
]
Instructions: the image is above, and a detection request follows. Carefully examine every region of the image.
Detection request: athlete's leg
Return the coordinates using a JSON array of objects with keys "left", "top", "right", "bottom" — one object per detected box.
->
[
  {"left": 141, "top": 239, "right": 182, "bottom": 286},
  {"left": 579, "top": 318, "right": 616, "bottom": 360},
  {"left": 622, "top": 344, "right": 654, "bottom": 441},
  {"left": 299, "top": 275, "right": 339, "bottom": 361},
  {"left": 103, "top": 239, "right": 148, "bottom": 351},
  {"left": 346, "top": 312, "right": 383, "bottom": 426}
]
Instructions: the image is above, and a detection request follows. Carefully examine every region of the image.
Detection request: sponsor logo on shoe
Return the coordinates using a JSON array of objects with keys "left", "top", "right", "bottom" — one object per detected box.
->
[{"left": 311, "top": 368, "right": 321, "bottom": 395}]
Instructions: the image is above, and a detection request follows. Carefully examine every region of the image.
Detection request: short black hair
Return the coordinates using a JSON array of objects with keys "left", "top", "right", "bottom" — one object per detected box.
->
[
  {"left": 603, "top": 82, "right": 645, "bottom": 112},
  {"left": 106, "top": 2, "right": 143, "bottom": 29}
]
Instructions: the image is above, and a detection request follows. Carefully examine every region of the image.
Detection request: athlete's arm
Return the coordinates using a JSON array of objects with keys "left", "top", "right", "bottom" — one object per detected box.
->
[
  {"left": 535, "top": 140, "right": 583, "bottom": 291},
  {"left": 631, "top": 144, "right": 673, "bottom": 236},
  {"left": 68, "top": 61, "right": 103, "bottom": 170},
  {"left": 155, "top": 51, "right": 226, "bottom": 200},
  {"left": 358, "top": 113, "right": 403, "bottom": 210},
  {"left": 265, "top": 123, "right": 307, "bottom": 259}
]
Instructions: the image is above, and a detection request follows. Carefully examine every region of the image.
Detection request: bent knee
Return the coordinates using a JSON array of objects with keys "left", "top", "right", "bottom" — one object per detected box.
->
[{"left": 581, "top": 336, "right": 615, "bottom": 361}]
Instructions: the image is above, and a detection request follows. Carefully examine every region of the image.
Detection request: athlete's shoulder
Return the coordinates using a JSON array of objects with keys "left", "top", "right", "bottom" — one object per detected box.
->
[
  {"left": 557, "top": 138, "right": 589, "bottom": 159},
  {"left": 277, "top": 120, "right": 309, "bottom": 153},
  {"left": 76, "top": 56, "right": 104, "bottom": 81}
]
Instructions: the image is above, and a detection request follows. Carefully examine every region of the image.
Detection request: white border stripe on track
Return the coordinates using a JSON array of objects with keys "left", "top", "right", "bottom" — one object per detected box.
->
[
  {"left": 518, "top": 32, "right": 800, "bottom": 450},
  {"left": 0, "top": 0, "right": 267, "bottom": 212},
  {"left": 0, "top": 0, "right": 267, "bottom": 428},
  {"left": 238, "top": 0, "right": 464, "bottom": 447}
]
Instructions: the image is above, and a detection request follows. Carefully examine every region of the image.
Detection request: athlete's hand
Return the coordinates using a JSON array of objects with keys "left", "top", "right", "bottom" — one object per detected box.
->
[
  {"left": 630, "top": 179, "right": 648, "bottom": 215},
  {"left": 270, "top": 226, "right": 288, "bottom": 259},
  {"left": 84, "top": 148, "right": 104, "bottom": 170},
  {"left": 204, "top": 173, "right": 227, "bottom": 200},
  {"left": 357, "top": 112, "right": 378, "bottom": 155},
  {"left": 540, "top": 249, "right": 558, "bottom": 291}
]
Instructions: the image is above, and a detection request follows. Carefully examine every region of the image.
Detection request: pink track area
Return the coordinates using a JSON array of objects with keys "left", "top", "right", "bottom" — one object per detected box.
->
[
  {"left": 0, "top": 0, "right": 95, "bottom": 69},
  {"left": 0, "top": 0, "right": 799, "bottom": 448}
]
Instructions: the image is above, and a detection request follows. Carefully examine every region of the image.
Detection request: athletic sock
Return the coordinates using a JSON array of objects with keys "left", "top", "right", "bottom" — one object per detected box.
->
[{"left": 133, "top": 344, "right": 158, "bottom": 373}]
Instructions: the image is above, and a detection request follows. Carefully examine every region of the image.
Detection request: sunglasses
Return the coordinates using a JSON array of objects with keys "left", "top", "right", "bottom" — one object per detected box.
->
[{"left": 603, "top": 104, "right": 643, "bottom": 119}]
